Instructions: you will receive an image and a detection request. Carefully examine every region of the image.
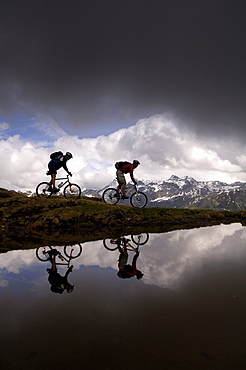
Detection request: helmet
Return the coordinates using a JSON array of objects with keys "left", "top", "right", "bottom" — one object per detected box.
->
[
  {"left": 66, "top": 152, "right": 73, "bottom": 158},
  {"left": 133, "top": 159, "right": 140, "bottom": 165}
]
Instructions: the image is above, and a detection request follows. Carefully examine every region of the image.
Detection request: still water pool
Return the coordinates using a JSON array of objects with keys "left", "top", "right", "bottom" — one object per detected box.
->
[{"left": 1, "top": 223, "right": 246, "bottom": 369}]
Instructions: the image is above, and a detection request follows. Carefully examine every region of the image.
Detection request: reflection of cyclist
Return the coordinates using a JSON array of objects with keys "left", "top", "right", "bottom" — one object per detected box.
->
[
  {"left": 116, "top": 160, "right": 140, "bottom": 199},
  {"left": 47, "top": 152, "right": 73, "bottom": 193},
  {"left": 46, "top": 249, "right": 74, "bottom": 294},
  {"left": 117, "top": 239, "right": 144, "bottom": 279}
]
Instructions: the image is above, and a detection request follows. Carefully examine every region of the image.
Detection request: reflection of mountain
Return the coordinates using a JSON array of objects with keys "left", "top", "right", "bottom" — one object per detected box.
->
[{"left": 84, "top": 175, "right": 246, "bottom": 211}]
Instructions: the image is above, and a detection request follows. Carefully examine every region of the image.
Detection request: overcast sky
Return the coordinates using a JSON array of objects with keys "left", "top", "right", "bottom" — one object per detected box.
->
[{"left": 1, "top": 0, "right": 246, "bottom": 190}]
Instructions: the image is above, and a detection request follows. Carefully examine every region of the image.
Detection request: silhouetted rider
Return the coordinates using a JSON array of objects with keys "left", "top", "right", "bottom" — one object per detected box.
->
[
  {"left": 116, "top": 160, "right": 140, "bottom": 199},
  {"left": 117, "top": 238, "right": 144, "bottom": 279},
  {"left": 46, "top": 249, "right": 74, "bottom": 294},
  {"left": 47, "top": 151, "right": 73, "bottom": 193}
]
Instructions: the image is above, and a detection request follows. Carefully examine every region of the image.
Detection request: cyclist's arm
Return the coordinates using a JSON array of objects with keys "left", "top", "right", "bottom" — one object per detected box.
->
[
  {"left": 62, "top": 161, "right": 68, "bottom": 172},
  {"left": 65, "top": 266, "right": 73, "bottom": 277},
  {"left": 61, "top": 160, "right": 71, "bottom": 175},
  {"left": 129, "top": 165, "right": 137, "bottom": 184}
]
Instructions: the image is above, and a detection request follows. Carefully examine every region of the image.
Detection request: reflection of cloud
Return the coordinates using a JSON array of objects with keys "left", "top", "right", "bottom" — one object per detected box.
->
[
  {"left": 0, "top": 223, "right": 245, "bottom": 291},
  {"left": 0, "top": 249, "right": 36, "bottom": 274},
  {"left": 0, "top": 247, "right": 83, "bottom": 283},
  {"left": 80, "top": 223, "right": 245, "bottom": 289},
  {"left": 139, "top": 223, "right": 244, "bottom": 289}
]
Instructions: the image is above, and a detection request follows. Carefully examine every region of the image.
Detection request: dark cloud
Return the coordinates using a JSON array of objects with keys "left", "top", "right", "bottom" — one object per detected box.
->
[{"left": 1, "top": 0, "right": 246, "bottom": 138}]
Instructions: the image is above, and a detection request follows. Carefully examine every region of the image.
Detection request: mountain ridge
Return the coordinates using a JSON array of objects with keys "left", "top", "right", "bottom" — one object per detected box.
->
[{"left": 83, "top": 175, "right": 246, "bottom": 211}]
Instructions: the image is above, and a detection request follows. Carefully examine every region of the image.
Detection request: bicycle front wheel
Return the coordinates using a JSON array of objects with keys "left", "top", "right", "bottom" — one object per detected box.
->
[
  {"left": 64, "top": 184, "right": 81, "bottom": 199},
  {"left": 131, "top": 233, "right": 149, "bottom": 245},
  {"left": 64, "top": 244, "right": 82, "bottom": 259},
  {"left": 130, "top": 191, "right": 148, "bottom": 208},
  {"left": 36, "top": 182, "right": 52, "bottom": 198},
  {"left": 102, "top": 188, "right": 120, "bottom": 205},
  {"left": 103, "top": 239, "right": 119, "bottom": 251},
  {"left": 36, "top": 246, "right": 52, "bottom": 261}
]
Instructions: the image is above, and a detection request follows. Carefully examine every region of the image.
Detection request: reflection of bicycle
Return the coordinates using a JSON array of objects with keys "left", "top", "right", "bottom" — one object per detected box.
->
[
  {"left": 102, "top": 184, "right": 148, "bottom": 208},
  {"left": 36, "top": 244, "right": 82, "bottom": 267},
  {"left": 36, "top": 174, "right": 81, "bottom": 199},
  {"left": 103, "top": 233, "right": 149, "bottom": 251}
]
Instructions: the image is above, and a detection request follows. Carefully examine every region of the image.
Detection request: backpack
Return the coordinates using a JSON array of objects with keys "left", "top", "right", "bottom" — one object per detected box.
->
[
  {"left": 115, "top": 161, "right": 131, "bottom": 169},
  {"left": 50, "top": 151, "right": 63, "bottom": 159}
]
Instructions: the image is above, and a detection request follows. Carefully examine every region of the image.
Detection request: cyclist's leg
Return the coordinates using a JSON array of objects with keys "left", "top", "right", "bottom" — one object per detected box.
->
[
  {"left": 116, "top": 170, "right": 127, "bottom": 198},
  {"left": 118, "top": 245, "right": 128, "bottom": 269},
  {"left": 47, "top": 165, "right": 55, "bottom": 187},
  {"left": 49, "top": 254, "right": 57, "bottom": 271},
  {"left": 49, "top": 167, "right": 58, "bottom": 192},
  {"left": 116, "top": 170, "right": 122, "bottom": 194},
  {"left": 121, "top": 182, "right": 127, "bottom": 196},
  {"left": 51, "top": 173, "right": 56, "bottom": 187}
]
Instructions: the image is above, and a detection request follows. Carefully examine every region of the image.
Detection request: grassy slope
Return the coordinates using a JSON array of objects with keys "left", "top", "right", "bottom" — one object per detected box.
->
[{"left": 1, "top": 188, "right": 246, "bottom": 250}]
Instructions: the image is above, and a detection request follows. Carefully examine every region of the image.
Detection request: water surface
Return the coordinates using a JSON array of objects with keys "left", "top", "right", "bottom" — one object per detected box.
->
[{"left": 1, "top": 223, "right": 246, "bottom": 369}]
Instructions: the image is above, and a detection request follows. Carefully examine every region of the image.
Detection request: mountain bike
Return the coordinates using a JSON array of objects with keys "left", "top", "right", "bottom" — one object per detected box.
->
[
  {"left": 102, "top": 183, "right": 148, "bottom": 208},
  {"left": 36, "top": 244, "right": 82, "bottom": 267},
  {"left": 103, "top": 233, "right": 149, "bottom": 251},
  {"left": 36, "top": 174, "right": 81, "bottom": 199}
]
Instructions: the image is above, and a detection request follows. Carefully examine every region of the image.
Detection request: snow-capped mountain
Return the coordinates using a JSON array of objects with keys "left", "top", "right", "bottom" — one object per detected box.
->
[{"left": 83, "top": 175, "right": 246, "bottom": 211}]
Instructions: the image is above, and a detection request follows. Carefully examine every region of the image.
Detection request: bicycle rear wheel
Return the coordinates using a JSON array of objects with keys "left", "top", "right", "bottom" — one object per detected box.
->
[
  {"left": 36, "top": 182, "right": 52, "bottom": 198},
  {"left": 64, "top": 184, "right": 81, "bottom": 199},
  {"left": 102, "top": 188, "right": 120, "bottom": 205},
  {"left": 103, "top": 239, "right": 119, "bottom": 251},
  {"left": 64, "top": 244, "right": 82, "bottom": 259},
  {"left": 131, "top": 233, "right": 149, "bottom": 245},
  {"left": 36, "top": 246, "right": 52, "bottom": 261},
  {"left": 130, "top": 191, "right": 148, "bottom": 208}
]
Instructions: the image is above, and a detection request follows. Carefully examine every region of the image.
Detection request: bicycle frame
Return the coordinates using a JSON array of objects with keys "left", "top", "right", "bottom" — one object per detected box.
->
[
  {"left": 119, "top": 237, "right": 138, "bottom": 252},
  {"left": 54, "top": 175, "right": 70, "bottom": 189},
  {"left": 54, "top": 253, "right": 73, "bottom": 268},
  {"left": 103, "top": 233, "right": 149, "bottom": 251},
  {"left": 108, "top": 238, "right": 138, "bottom": 252},
  {"left": 36, "top": 244, "right": 83, "bottom": 264},
  {"left": 121, "top": 184, "right": 137, "bottom": 198}
]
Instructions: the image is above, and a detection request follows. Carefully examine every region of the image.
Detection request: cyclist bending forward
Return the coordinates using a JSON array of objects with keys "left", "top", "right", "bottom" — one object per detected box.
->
[
  {"left": 116, "top": 160, "right": 140, "bottom": 199},
  {"left": 47, "top": 151, "right": 73, "bottom": 193}
]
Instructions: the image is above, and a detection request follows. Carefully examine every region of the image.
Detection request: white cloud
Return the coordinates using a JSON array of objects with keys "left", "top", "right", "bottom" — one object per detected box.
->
[
  {"left": 1, "top": 113, "right": 246, "bottom": 192},
  {"left": 0, "top": 121, "right": 10, "bottom": 139},
  {"left": 0, "top": 122, "right": 9, "bottom": 130},
  {"left": 31, "top": 113, "right": 67, "bottom": 139}
]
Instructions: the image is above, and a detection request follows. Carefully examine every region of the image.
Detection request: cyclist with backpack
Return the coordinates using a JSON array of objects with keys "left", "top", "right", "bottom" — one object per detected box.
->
[
  {"left": 115, "top": 160, "right": 140, "bottom": 199},
  {"left": 47, "top": 151, "right": 73, "bottom": 193},
  {"left": 46, "top": 249, "right": 74, "bottom": 294}
]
